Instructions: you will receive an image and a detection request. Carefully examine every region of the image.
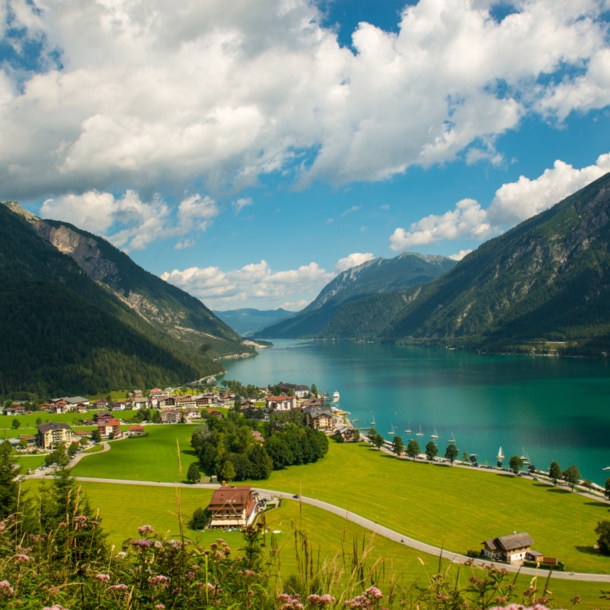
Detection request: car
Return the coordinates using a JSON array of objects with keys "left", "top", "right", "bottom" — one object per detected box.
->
[{"left": 293, "top": 494, "right": 300, "bottom": 499}]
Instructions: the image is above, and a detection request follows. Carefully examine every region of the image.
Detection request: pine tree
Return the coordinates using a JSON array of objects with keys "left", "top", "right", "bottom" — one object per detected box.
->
[
  {"left": 187, "top": 462, "right": 201, "bottom": 484},
  {"left": 0, "top": 441, "right": 19, "bottom": 518}
]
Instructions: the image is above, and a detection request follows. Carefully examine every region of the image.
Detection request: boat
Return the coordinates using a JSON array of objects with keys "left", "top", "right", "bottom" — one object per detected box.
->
[
  {"left": 520, "top": 447, "right": 530, "bottom": 465},
  {"left": 448, "top": 432, "right": 456, "bottom": 443},
  {"left": 416, "top": 425, "right": 424, "bottom": 437},
  {"left": 431, "top": 427, "right": 439, "bottom": 439},
  {"left": 388, "top": 424, "right": 396, "bottom": 435},
  {"left": 496, "top": 447, "right": 504, "bottom": 460},
  {"left": 405, "top": 422, "right": 412, "bottom": 434},
  {"left": 332, "top": 391, "right": 340, "bottom": 402},
  {"left": 370, "top": 410, "right": 376, "bottom": 426},
  {"left": 603, "top": 466, "right": 610, "bottom": 471}
]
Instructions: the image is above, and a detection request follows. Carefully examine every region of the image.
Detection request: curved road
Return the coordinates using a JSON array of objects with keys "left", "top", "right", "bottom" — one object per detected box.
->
[{"left": 65, "top": 475, "right": 610, "bottom": 584}]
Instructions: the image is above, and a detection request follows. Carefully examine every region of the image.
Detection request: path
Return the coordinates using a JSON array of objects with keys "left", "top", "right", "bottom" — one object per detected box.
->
[
  {"left": 66, "top": 475, "right": 610, "bottom": 583},
  {"left": 26, "top": 442, "right": 111, "bottom": 479}
]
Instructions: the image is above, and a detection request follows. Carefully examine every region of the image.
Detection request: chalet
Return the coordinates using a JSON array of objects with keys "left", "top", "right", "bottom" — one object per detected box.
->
[
  {"left": 38, "top": 403, "right": 53, "bottom": 412},
  {"left": 158, "top": 396, "right": 178, "bottom": 409},
  {"left": 37, "top": 423, "right": 72, "bottom": 450},
  {"left": 182, "top": 409, "right": 200, "bottom": 423},
  {"left": 303, "top": 406, "right": 334, "bottom": 432},
  {"left": 162, "top": 410, "right": 180, "bottom": 424},
  {"left": 177, "top": 395, "right": 196, "bottom": 409},
  {"left": 98, "top": 419, "right": 121, "bottom": 439},
  {"left": 265, "top": 395, "right": 296, "bottom": 411},
  {"left": 206, "top": 486, "right": 260, "bottom": 528},
  {"left": 482, "top": 532, "right": 534, "bottom": 563},
  {"left": 132, "top": 390, "right": 144, "bottom": 398},
  {"left": 208, "top": 409, "right": 225, "bottom": 418},
  {"left": 93, "top": 400, "right": 108, "bottom": 410},
  {"left": 195, "top": 393, "right": 216, "bottom": 406},
  {"left": 129, "top": 425, "right": 145, "bottom": 436},
  {"left": 250, "top": 430, "right": 265, "bottom": 443},
  {"left": 75, "top": 429, "right": 92, "bottom": 438},
  {"left": 241, "top": 400, "right": 256, "bottom": 410},
  {"left": 111, "top": 402, "right": 126, "bottom": 411},
  {"left": 63, "top": 396, "right": 90, "bottom": 410},
  {"left": 49, "top": 401, "right": 68, "bottom": 414},
  {"left": 94, "top": 412, "right": 114, "bottom": 424},
  {"left": 133, "top": 398, "right": 149, "bottom": 410},
  {"left": 334, "top": 425, "right": 355, "bottom": 441},
  {"left": 300, "top": 398, "right": 325, "bottom": 410},
  {"left": 4, "top": 405, "right": 26, "bottom": 416},
  {"left": 18, "top": 434, "right": 37, "bottom": 448}
]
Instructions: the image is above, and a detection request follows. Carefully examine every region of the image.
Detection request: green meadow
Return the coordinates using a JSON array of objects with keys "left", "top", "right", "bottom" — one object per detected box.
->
[
  {"left": 71, "top": 429, "right": 610, "bottom": 574},
  {"left": 22, "top": 479, "right": 609, "bottom": 609},
  {"left": 0, "top": 411, "right": 103, "bottom": 438}
]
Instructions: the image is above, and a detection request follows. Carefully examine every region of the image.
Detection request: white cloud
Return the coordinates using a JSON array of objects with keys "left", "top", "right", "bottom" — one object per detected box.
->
[
  {"left": 341, "top": 205, "right": 361, "bottom": 217},
  {"left": 389, "top": 153, "right": 610, "bottom": 251},
  {"left": 40, "top": 189, "right": 218, "bottom": 251},
  {"left": 449, "top": 249, "right": 472, "bottom": 261},
  {"left": 233, "top": 197, "right": 253, "bottom": 214},
  {"left": 161, "top": 260, "right": 334, "bottom": 309},
  {"left": 380, "top": 204, "right": 390, "bottom": 210},
  {"left": 0, "top": 0, "right": 607, "bottom": 200},
  {"left": 279, "top": 299, "right": 310, "bottom": 311},
  {"left": 334, "top": 252, "right": 375, "bottom": 272}
]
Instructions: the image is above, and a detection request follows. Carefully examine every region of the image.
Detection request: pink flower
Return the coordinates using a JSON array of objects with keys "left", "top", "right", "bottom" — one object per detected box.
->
[
  {"left": 108, "top": 584, "right": 128, "bottom": 591},
  {"left": 0, "top": 580, "right": 14, "bottom": 596},
  {"left": 43, "top": 606, "right": 66, "bottom": 610},
  {"left": 14, "top": 554, "right": 32, "bottom": 562},
  {"left": 95, "top": 574, "right": 110, "bottom": 584},
  {"left": 155, "top": 605, "right": 165, "bottom": 609},
  {"left": 148, "top": 575, "right": 170, "bottom": 586},
  {"left": 308, "top": 594, "right": 335, "bottom": 606},
  {"left": 138, "top": 524, "right": 154, "bottom": 534}
]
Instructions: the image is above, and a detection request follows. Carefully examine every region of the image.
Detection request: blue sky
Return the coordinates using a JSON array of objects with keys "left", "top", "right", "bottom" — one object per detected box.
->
[{"left": 2, "top": 0, "right": 610, "bottom": 310}]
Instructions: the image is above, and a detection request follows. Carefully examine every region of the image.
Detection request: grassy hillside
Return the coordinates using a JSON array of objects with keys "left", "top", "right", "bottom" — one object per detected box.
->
[
  {"left": 322, "top": 173, "right": 610, "bottom": 355},
  {"left": 257, "top": 253, "right": 455, "bottom": 338},
  {"left": 0, "top": 205, "right": 223, "bottom": 397}
]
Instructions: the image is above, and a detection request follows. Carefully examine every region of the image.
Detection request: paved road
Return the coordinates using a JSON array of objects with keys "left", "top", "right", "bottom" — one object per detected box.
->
[
  {"left": 66, "top": 475, "right": 610, "bottom": 583},
  {"left": 26, "top": 442, "right": 111, "bottom": 479}
]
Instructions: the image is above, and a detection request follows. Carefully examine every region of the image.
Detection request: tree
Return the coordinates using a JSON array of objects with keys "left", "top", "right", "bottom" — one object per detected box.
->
[
  {"left": 91, "top": 429, "right": 101, "bottom": 443},
  {"left": 233, "top": 396, "right": 242, "bottom": 412},
  {"left": 392, "top": 435, "right": 404, "bottom": 456},
  {"left": 351, "top": 428, "right": 360, "bottom": 442},
  {"left": 310, "top": 384, "right": 318, "bottom": 397},
  {"left": 187, "top": 462, "right": 200, "bottom": 484},
  {"left": 509, "top": 455, "right": 523, "bottom": 475},
  {"left": 596, "top": 520, "right": 610, "bottom": 555},
  {"left": 425, "top": 441, "right": 438, "bottom": 461},
  {"left": 406, "top": 439, "right": 420, "bottom": 459},
  {"left": 18, "top": 439, "right": 28, "bottom": 451},
  {"left": 445, "top": 443, "right": 458, "bottom": 465},
  {"left": 605, "top": 478, "right": 610, "bottom": 501},
  {"left": 220, "top": 460, "right": 236, "bottom": 482},
  {"left": 247, "top": 444, "right": 273, "bottom": 480},
  {"left": 67, "top": 442, "right": 79, "bottom": 457},
  {"left": 11, "top": 419, "right": 20, "bottom": 430},
  {"left": 549, "top": 461, "right": 562, "bottom": 485},
  {"left": 462, "top": 450, "right": 469, "bottom": 463},
  {"left": 189, "top": 507, "right": 209, "bottom": 530},
  {"left": 0, "top": 441, "right": 19, "bottom": 518},
  {"left": 35, "top": 417, "right": 42, "bottom": 426},
  {"left": 563, "top": 464, "right": 581, "bottom": 491}
]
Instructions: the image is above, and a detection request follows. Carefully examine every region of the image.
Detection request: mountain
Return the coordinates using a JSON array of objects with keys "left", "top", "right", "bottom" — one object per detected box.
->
[
  {"left": 213, "top": 308, "right": 293, "bottom": 336},
  {"left": 255, "top": 252, "right": 456, "bottom": 338},
  {"left": 0, "top": 202, "right": 253, "bottom": 397},
  {"left": 321, "top": 173, "right": 610, "bottom": 356}
]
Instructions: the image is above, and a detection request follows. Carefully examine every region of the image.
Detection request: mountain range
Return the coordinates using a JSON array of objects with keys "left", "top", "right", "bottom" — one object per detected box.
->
[
  {"left": 0, "top": 202, "right": 253, "bottom": 397},
  {"left": 212, "top": 308, "right": 293, "bottom": 336},
  {"left": 255, "top": 252, "right": 456, "bottom": 338},
  {"left": 319, "top": 173, "right": 610, "bottom": 356}
]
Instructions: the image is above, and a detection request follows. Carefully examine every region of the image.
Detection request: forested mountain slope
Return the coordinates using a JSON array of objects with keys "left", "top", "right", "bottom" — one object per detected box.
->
[
  {"left": 321, "top": 173, "right": 610, "bottom": 356},
  {"left": 255, "top": 252, "right": 455, "bottom": 338},
  {"left": 0, "top": 203, "right": 250, "bottom": 397}
]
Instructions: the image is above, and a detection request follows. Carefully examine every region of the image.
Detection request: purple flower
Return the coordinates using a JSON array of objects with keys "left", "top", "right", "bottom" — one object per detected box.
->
[{"left": 131, "top": 538, "right": 154, "bottom": 548}]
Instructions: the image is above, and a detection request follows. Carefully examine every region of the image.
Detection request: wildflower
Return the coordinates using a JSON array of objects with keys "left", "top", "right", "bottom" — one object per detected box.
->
[
  {"left": 58, "top": 522, "right": 67, "bottom": 528},
  {"left": 14, "top": 554, "right": 32, "bottom": 562},
  {"left": 95, "top": 574, "right": 110, "bottom": 584},
  {"left": 108, "top": 584, "right": 128, "bottom": 591},
  {"left": 138, "top": 525, "right": 154, "bottom": 534},
  {"left": 307, "top": 593, "right": 335, "bottom": 606},
  {"left": 192, "top": 564, "right": 200, "bottom": 570},
  {"left": 155, "top": 606, "right": 165, "bottom": 609},
  {"left": 43, "top": 606, "right": 67, "bottom": 610},
  {"left": 185, "top": 572, "right": 196, "bottom": 581},
  {"left": 131, "top": 539, "right": 154, "bottom": 548},
  {"left": 0, "top": 580, "right": 14, "bottom": 596},
  {"left": 115, "top": 552, "right": 127, "bottom": 559},
  {"left": 148, "top": 575, "right": 170, "bottom": 586}
]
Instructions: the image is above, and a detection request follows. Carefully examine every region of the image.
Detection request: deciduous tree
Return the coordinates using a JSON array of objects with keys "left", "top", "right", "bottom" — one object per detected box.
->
[
  {"left": 425, "top": 441, "right": 438, "bottom": 461},
  {"left": 596, "top": 520, "right": 610, "bottom": 555},
  {"left": 220, "top": 460, "right": 236, "bottom": 482},
  {"left": 187, "top": 462, "right": 201, "bottom": 484},
  {"left": 0, "top": 440, "right": 19, "bottom": 518},
  {"left": 392, "top": 435, "right": 404, "bottom": 456},
  {"left": 549, "top": 461, "right": 562, "bottom": 485},
  {"left": 445, "top": 443, "right": 458, "bottom": 465},
  {"left": 509, "top": 455, "right": 523, "bottom": 475},
  {"left": 407, "top": 439, "right": 420, "bottom": 458},
  {"left": 563, "top": 464, "right": 581, "bottom": 491},
  {"left": 11, "top": 418, "right": 20, "bottom": 429}
]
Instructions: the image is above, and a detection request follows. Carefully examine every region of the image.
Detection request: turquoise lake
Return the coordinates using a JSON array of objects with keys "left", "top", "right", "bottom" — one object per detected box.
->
[{"left": 224, "top": 340, "right": 610, "bottom": 484}]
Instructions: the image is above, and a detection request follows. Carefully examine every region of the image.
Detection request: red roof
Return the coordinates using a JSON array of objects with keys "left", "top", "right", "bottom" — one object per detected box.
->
[
  {"left": 266, "top": 395, "right": 292, "bottom": 401},
  {"left": 129, "top": 425, "right": 145, "bottom": 431}
]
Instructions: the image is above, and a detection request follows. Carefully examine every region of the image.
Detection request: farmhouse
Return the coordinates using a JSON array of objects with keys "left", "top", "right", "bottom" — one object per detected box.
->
[
  {"left": 482, "top": 532, "right": 534, "bottom": 563},
  {"left": 206, "top": 486, "right": 260, "bottom": 528},
  {"left": 37, "top": 423, "right": 72, "bottom": 450},
  {"left": 129, "top": 425, "right": 145, "bottom": 436}
]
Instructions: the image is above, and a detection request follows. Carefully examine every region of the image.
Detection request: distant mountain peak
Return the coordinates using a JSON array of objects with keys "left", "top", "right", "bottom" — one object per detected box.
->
[{"left": 1, "top": 200, "right": 39, "bottom": 222}]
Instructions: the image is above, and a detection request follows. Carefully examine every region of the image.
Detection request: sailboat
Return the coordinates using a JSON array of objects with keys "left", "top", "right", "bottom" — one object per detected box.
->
[
  {"left": 370, "top": 411, "right": 376, "bottom": 426},
  {"left": 520, "top": 447, "right": 530, "bottom": 465},
  {"left": 416, "top": 425, "right": 424, "bottom": 437},
  {"left": 448, "top": 431, "right": 456, "bottom": 443},
  {"left": 496, "top": 446, "right": 504, "bottom": 468},
  {"left": 405, "top": 422, "right": 412, "bottom": 434},
  {"left": 431, "top": 427, "right": 439, "bottom": 439},
  {"left": 388, "top": 424, "right": 396, "bottom": 435}
]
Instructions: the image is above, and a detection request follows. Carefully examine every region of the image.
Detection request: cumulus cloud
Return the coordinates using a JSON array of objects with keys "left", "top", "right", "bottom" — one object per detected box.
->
[
  {"left": 449, "top": 249, "right": 472, "bottom": 261},
  {"left": 390, "top": 153, "right": 610, "bottom": 251},
  {"left": 0, "top": 0, "right": 607, "bottom": 200},
  {"left": 334, "top": 252, "right": 375, "bottom": 272},
  {"left": 279, "top": 299, "right": 310, "bottom": 311},
  {"left": 233, "top": 197, "right": 253, "bottom": 214},
  {"left": 40, "top": 190, "right": 218, "bottom": 251}
]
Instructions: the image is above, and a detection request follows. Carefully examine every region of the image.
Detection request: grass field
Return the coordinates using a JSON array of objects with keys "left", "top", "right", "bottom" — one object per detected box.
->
[
  {"left": 72, "top": 425, "right": 199, "bottom": 483},
  {"left": 15, "top": 454, "right": 46, "bottom": 473},
  {"left": 70, "top": 430, "right": 610, "bottom": 574},
  {"left": 22, "top": 479, "right": 610, "bottom": 608},
  {"left": 0, "top": 411, "right": 105, "bottom": 438}
]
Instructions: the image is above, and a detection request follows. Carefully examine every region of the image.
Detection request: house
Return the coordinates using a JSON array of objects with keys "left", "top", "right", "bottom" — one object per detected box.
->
[
  {"left": 482, "top": 532, "right": 535, "bottom": 563},
  {"left": 250, "top": 430, "right": 265, "bottom": 443},
  {"left": 37, "top": 423, "right": 72, "bottom": 450},
  {"left": 129, "top": 425, "right": 145, "bottom": 436},
  {"left": 196, "top": 394, "right": 217, "bottom": 406},
  {"left": 75, "top": 429, "right": 92, "bottom": 438},
  {"left": 111, "top": 402, "right": 126, "bottom": 411},
  {"left": 300, "top": 398, "right": 325, "bottom": 410},
  {"left": 93, "top": 400, "right": 108, "bottom": 410},
  {"left": 206, "top": 486, "right": 260, "bottom": 528},
  {"left": 265, "top": 395, "right": 296, "bottom": 411},
  {"left": 158, "top": 396, "right": 178, "bottom": 409},
  {"left": 162, "top": 410, "right": 180, "bottom": 424},
  {"left": 18, "top": 434, "right": 37, "bottom": 448},
  {"left": 241, "top": 400, "right": 256, "bottom": 410},
  {"left": 303, "top": 406, "right": 334, "bottom": 431},
  {"left": 182, "top": 409, "right": 200, "bottom": 423},
  {"left": 334, "top": 425, "right": 355, "bottom": 441},
  {"left": 133, "top": 398, "right": 149, "bottom": 410},
  {"left": 63, "top": 396, "right": 90, "bottom": 408},
  {"left": 98, "top": 419, "right": 121, "bottom": 439},
  {"left": 94, "top": 411, "right": 114, "bottom": 424},
  {"left": 4, "top": 405, "right": 26, "bottom": 416},
  {"left": 208, "top": 409, "right": 225, "bottom": 418}
]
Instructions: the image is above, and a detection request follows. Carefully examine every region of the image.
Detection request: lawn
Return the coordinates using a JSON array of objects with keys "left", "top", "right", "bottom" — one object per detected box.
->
[
  {"left": 68, "top": 429, "right": 610, "bottom": 574},
  {"left": 22, "top": 479, "right": 609, "bottom": 609},
  {"left": 0, "top": 411, "right": 103, "bottom": 438},
  {"left": 72, "top": 425, "right": 200, "bottom": 483},
  {"left": 15, "top": 454, "right": 46, "bottom": 473}
]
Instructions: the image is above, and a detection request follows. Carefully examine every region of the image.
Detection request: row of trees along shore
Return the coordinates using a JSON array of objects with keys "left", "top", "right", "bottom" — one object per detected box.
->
[
  {"left": 190, "top": 409, "right": 329, "bottom": 481},
  {"left": 367, "top": 429, "right": 601, "bottom": 492},
  {"left": 2, "top": 440, "right": 610, "bottom": 608}
]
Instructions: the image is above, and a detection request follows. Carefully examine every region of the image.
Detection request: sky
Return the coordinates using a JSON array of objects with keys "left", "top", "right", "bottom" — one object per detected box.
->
[{"left": 2, "top": 0, "right": 610, "bottom": 311}]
